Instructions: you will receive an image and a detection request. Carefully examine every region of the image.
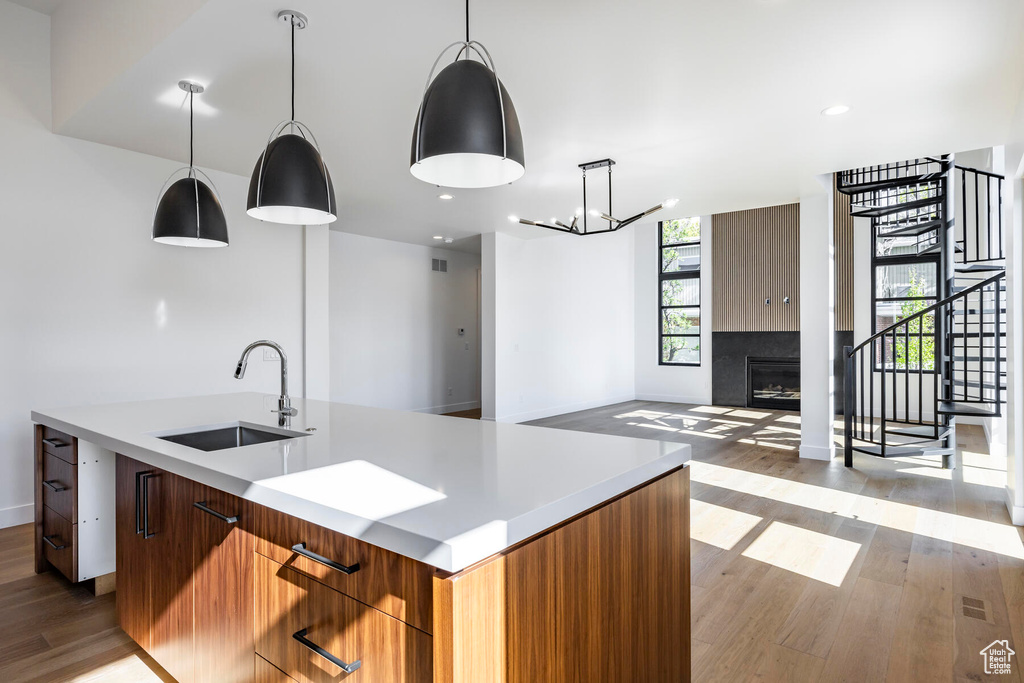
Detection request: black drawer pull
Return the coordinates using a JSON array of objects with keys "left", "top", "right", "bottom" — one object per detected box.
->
[
  {"left": 43, "top": 479, "right": 67, "bottom": 492},
  {"left": 135, "top": 470, "right": 152, "bottom": 535},
  {"left": 292, "top": 628, "right": 361, "bottom": 674},
  {"left": 43, "top": 535, "right": 66, "bottom": 551},
  {"left": 42, "top": 438, "right": 69, "bottom": 449},
  {"left": 291, "top": 542, "right": 360, "bottom": 575},
  {"left": 193, "top": 501, "right": 239, "bottom": 524},
  {"left": 142, "top": 472, "right": 159, "bottom": 539}
]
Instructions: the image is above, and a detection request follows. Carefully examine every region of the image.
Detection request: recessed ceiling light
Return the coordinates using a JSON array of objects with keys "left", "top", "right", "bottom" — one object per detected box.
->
[
  {"left": 444, "top": 237, "right": 454, "bottom": 244},
  {"left": 438, "top": 194, "right": 454, "bottom": 200},
  {"left": 433, "top": 235, "right": 443, "bottom": 240},
  {"left": 821, "top": 104, "right": 850, "bottom": 117}
]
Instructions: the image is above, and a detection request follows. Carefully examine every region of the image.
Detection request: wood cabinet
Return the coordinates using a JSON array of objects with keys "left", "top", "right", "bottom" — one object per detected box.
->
[
  {"left": 115, "top": 459, "right": 690, "bottom": 683},
  {"left": 255, "top": 553, "right": 432, "bottom": 682},
  {"left": 115, "top": 455, "right": 193, "bottom": 683},
  {"left": 35, "top": 424, "right": 115, "bottom": 591},
  {"left": 116, "top": 455, "right": 254, "bottom": 683},
  {"left": 254, "top": 504, "right": 433, "bottom": 634},
  {"left": 192, "top": 482, "right": 254, "bottom": 683}
]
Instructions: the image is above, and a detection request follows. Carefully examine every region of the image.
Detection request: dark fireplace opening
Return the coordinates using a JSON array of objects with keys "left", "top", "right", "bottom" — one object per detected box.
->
[{"left": 747, "top": 357, "right": 800, "bottom": 410}]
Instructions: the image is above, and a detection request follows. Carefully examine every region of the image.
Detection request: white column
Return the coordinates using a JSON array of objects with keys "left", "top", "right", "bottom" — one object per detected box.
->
[
  {"left": 1005, "top": 160, "right": 1024, "bottom": 525},
  {"left": 303, "top": 224, "right": 330, "bottom": 401},
  {"left": 480, "top": 233, "right": 497, "bottom": 421},
  {"left": 799, "top": 177, "right": 836, "bottom": 460}
]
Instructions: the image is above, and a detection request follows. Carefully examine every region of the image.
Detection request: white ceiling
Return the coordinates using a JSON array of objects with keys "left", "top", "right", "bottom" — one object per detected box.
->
[{"left": 41, "top": 0, "right": 1024, "bottom": 247}]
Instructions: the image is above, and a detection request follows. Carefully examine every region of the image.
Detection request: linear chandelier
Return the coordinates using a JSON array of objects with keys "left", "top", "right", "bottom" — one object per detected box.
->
[{"left": 509, "top": 159, "right": 677, "bottom": 236}]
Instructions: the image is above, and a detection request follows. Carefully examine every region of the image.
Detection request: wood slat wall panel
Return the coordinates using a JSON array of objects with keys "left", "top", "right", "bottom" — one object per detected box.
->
[
  {"left": 712, "top": 203, "right": 800, "bottom": 332},
  {"left": 834, "top": 176, "right": 855, "bottom": 331}
]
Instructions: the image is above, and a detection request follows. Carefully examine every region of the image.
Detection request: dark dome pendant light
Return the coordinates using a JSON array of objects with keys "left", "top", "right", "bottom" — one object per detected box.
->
[
  {"left": 410, "top": 0, "right": 525, "bottom": 188},
  {"left": 247, "top": 10, "right": 337, "bottom": 226},
  {"left": 152, "top": 81, "right": 229, "bottom": 248}
]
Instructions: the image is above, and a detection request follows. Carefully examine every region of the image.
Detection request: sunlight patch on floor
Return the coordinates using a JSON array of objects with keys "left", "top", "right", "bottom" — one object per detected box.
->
[
  {"left": 775, "top": 414, "right": 801, "bottom": 425},
  {"left": 691, "top": 499, "right": 762, "bottom": 550},
  {"left": 742, "top": 521, "right": 861, "bottom": 587},
  {"left": 689, "top": 406, "right": 733, "bottom": 415},
  {"left": 691, "top": 461, "right": 1024, "bottom": 559},
  {"left": 68, "top": 652, "right": 164, "bottom": 682},
  {"left": 738, "top": 438, "right": 796, "bottom": 451}
]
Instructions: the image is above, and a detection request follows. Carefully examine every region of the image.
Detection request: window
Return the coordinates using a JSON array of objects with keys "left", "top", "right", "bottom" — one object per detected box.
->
[
  {"left": 659, "top": 218, "right": 701, "bottom": 365},
  {"left": 872, "top": 255, "right": 938, "bottom": 371}
]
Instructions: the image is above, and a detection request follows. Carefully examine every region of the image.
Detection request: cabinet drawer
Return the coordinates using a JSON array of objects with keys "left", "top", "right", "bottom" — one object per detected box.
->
[
  {"left": 42, "top": 504, "right": 76, "bottom": 582},
  {"left": 255, "top": 554, "right": 431, "bottom": 683},
  {"left": 254, "top": 505, "right": 433, "bottom": 633},
  {"left": 42, "top": 451, "right": 76, "bottom": 521},
  {"left": 41, "top": 426, "right": 76, "bottom": 464},
  {"left": 256, "top": 655, "right": 297, "bottom": 683}
]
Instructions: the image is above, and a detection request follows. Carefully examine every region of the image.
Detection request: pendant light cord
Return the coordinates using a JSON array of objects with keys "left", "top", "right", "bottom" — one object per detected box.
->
[
  {"left": 291, "top": 21, "right": 296, "bottom": 122},
  {"left": 465, "top": 0, "right": 469, "bottom": 43},
  {"left": 189, "top": 90, "right": 194, "bottom": 175}
]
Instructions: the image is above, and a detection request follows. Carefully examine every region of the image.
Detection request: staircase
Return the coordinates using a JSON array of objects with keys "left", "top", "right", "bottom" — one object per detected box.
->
[{"left": 837, "top": 155, "right": 1007, "bottom": 468}]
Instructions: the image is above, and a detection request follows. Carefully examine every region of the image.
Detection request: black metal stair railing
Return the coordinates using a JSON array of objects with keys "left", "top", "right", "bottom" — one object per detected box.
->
[
  {"left": 843, "top": 271, "right": 1006, "bottom": 467},
  {"left": 956, "top": 165, "right": 1005, "bottom": 264},
  {"left": 837, "top": 157, "right": 945, "bottom": 193}
]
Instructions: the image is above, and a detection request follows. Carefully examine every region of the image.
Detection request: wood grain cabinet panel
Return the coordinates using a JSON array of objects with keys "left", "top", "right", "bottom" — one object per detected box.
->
[
  {"left": 41, "top": 426, "right": 76, "bottom": 464},
  {"left": 116, "top": 455, "right": 152, "bottom": 649},
  {"left": 256, "top": 655, "right": 298, "bottom": 682},
  {"left": 114, "top": 455, "right": 194, "bottom": 683},
  {"left": 254, "top": 504, "right": 433, "bottom": 634},
  {"left": 433, "top": 466, "right": 691, "bottom": 683},
  {"left": 192, "top": 483, "right": 255, "bottom": 683},
  {"left": 255, "top": 553, "right": 432, "bottom": 683},
  {"left": 41, "top": 451, "right": 76, "bottom": 522},
  {"left": 41, "top": 504, "right": 76, "bottom": 581}
]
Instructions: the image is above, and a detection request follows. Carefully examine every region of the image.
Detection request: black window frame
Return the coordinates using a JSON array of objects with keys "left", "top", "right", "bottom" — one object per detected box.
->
[
  {"left": 659, "top": 219, "right": 701, "bottom": 367},
  {"left": 871, "top": 251, "right": 940, "bottom": 373}
]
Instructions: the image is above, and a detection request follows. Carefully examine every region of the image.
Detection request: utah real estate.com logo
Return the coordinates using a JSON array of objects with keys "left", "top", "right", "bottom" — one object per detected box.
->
[{"left": 980, "top": 640, "right": 1015, "bottom": 675}]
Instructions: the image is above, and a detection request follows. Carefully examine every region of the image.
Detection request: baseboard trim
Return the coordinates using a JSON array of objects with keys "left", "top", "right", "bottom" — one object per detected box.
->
[
  {"left": 1007, "top": 487, "right": 1024, "bottom": 526},
  {"left": 496, "top": 394, "right": 636, "bottom": 424},
  {"left": 0, "top": 504, "right": 33, "bottom": 530},
  {"left": 634, "top": 392, "right": 712, "bottom": 405},
  {"left": 799, "top": 444, "right": 835, "bottom": 461},
  {"left": 414, "top": 400, "right": 481, "bottom": 416}
]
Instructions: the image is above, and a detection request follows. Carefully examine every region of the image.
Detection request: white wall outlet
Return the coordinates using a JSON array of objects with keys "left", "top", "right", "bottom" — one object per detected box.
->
[
  {"left": 448, "top": 387, "right": 453, "bottom": 396},
  {"left": 464, "top": 342, "right": 470, "bottom": 350},
  {"left": 263, "top": 348, "right": 281, "bottom": 361}
]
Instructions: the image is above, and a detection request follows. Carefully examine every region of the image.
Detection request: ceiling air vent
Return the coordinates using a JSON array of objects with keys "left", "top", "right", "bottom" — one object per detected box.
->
[{"left": 432, "top": 258, "right": 448, "bottom": 273}]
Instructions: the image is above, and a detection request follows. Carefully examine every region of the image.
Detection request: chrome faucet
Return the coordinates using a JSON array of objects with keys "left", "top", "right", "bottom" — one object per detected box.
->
[{"left": 234, "top": 340, "right": 297, "bottom": 425}]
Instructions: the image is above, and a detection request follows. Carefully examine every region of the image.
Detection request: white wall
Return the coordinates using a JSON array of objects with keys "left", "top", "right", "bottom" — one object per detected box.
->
[
  {"left": 0, "top": 1, "right": 306, "bottom": 527},
  {"left": 491, "top": 230, "right": 635, "bottom": 423},
  {"left": 634, "top": 218, "right": 713, "bottom": 404},
  {"left": 328, "top": 233, "right": 481, "bottom": 414}
]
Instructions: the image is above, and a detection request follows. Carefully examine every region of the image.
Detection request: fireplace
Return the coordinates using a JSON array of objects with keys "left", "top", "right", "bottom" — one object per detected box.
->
[{"left": 747, "top": 357, "right": 800, "bottom": 410}]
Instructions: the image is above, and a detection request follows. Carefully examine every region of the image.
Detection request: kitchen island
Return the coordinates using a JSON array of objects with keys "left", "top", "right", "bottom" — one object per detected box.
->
[{"left": 32, "top": 392, "right": 691, "bottom": 682}]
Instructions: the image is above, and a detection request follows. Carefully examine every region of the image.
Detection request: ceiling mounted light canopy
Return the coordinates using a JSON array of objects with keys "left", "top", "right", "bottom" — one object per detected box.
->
[
  {"left": 410, "top": 0, "right": 524, "bottom": 188},
  {"left": 152, "top": 81, "right": 229, "bottom": 248},
  {"left": 510, "top": 159, "right": 678, "bottom": 236},
  {"left": 247, "top": 10, "right": 337, "bottom": 226}
]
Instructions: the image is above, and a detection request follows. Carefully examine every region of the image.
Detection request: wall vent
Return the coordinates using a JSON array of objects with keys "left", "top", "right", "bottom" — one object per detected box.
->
[{"left": 432, "top": 258, "right": 448, "bottom": 273}]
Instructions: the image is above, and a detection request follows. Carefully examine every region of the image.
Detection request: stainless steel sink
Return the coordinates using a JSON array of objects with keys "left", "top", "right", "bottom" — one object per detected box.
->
[{"left": 156, "top": 423, "right": 308, "bottom": 452}]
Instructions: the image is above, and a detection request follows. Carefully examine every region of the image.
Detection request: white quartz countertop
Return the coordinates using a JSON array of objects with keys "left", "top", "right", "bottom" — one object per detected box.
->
[{"left": 32, "top": 393, "right": 689, "bottom": 573}]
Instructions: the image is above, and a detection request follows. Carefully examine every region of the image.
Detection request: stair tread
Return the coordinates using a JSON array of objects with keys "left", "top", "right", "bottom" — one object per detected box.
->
[
  {"left": 937, "top": 401, "right": 999, "bottom": 416},
  {"left": 885, "top": 425, "right": 952, "bottom": 440},
  {"left": 838, "top": 172, "right": 945, "bottom": 195},
  {"left": 851, "top": 195, "right": 941, "bottom": 218},
  {"left": 852, "top": 444, "right": 951, "bottom": 458},
  {"left": 876, "top": 219, "right": 943, "bottom": 237},
  {"left": 955, "top": 263, "right": 1006, "bottom": 273}
]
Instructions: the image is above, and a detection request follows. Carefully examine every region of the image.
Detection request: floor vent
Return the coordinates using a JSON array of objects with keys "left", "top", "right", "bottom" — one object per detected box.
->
[
  {"left": 961, "top": 596, "right": 989, "bottom": 621},
  {"left": 432, "top": 258, "right": 448, "bottom": 273}
]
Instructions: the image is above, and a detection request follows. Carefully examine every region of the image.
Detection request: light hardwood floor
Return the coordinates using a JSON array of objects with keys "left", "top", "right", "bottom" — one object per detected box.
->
[
  {"left": 527, "top": 401, "right": 1024, "bottom": 682},
  {"left": 2, "top": 400, "right": 1021, "bottom": 682}
]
